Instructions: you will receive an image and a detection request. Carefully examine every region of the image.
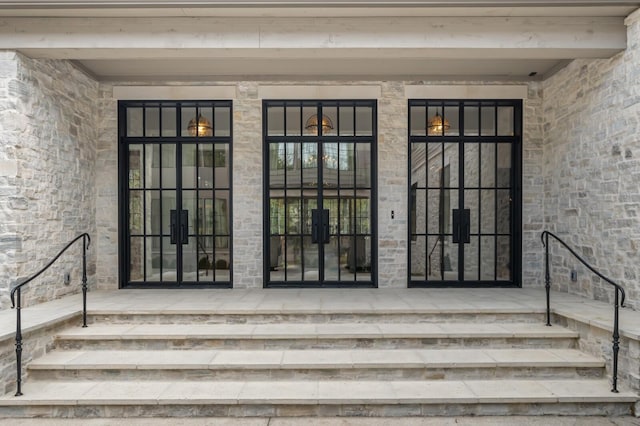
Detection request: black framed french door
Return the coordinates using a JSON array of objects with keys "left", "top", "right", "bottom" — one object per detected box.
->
[
  {"left": 263, "top": 100, "right": 377, "bottom": 287},
  {"left": 409, "top": 100, "right": 522, "bottom": 287},
  {"left": 118, "top": 101, "right": 232, "bottom": 288}
]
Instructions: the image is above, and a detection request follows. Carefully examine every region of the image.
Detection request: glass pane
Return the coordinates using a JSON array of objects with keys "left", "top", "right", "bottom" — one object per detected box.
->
[
  {"left": 182, "top": 190, "right": 197, "bottom": 236},
  {"left": 270, "top": 198, "right": 285, "bottom": 235},
  {"left": 129, "top": 144, "right": 143, "bottom": 189},
  {"left": 338, "top": 142, "right": 354, "bottom": 174},
  {"left": 302, "top": 143, "right": 317, "bottom": 186},
  {"left": 444, "top": 143, "right": 458, "bottom": 188},
  {"left": 286, "top": 106, "right": 301, "bottom": 136},
  {"left": 443, "top": 106, "right": 459, "bottom": 136},
  {"left": 355, "top": 196, "right": 371, "bottom": 234},
  {"left": 287, "top": 143, "right": 301, "bottom": 186},
  {"left": 427, "top": 189, "right": 441, "bottom": 234},
  {"left": 270, "top": 143, "right": 285, "bottom": 188},
  {"left": 339, "top": 198, "right": 351, "bottom": 234},
  {"left": 497, "top": 236, "right": 511, "bottom": 280},
  {"left": 480, "top": 190, "right": 496, "bottom": 234},
  {"left": 465, "top": 190, "right": 479, "bottom": 234},
  {"left": 464, "top": 143, "right": 479, "bottom": 187},
  {"left": 497, "top": 190, "right": 511, "bottom": 234},
  {"left": 161, "top": 191, "right": 176, "bottom": 236},
  {"left": 481, "top": 236, "right": 495, "bottom": 280},
  {"left": 162, "top": 236, "right": 177, "bottom": 281},
  {"left": 197, "top": 192, "right": 214, "bottom": 236},
  {"left": 497, "top": 144, "right": 512, "bottom": 187},
  {"left": 497, "top": 106, "right": 514, "bottom": 136},
  {"left": 426, "top": 235, "right": 446, "bottom": 280},
  {"left": 129, "top": 191, "right": 143, "bottom": 234},
  {"left": 285, "top": 236, "right": 302, "bottom": 281},
  {"left": 415, "top": 189, "right": 426, "bottom": 234},
  {"left": 302, "top": 236, "right": 319, "bottom": 281},
  {"left": 303, "top": 198, "right": 317, "bottom": 235},
  {"left": 286, "top": 196, "right": 302, "bottom": 234},
  {"left": 355, "top": 106, "right": 373, "bottom": 136},
  {"left": 464, "top": 106, "right": 479, "bottom": 136},
  {"left": 146, "top": 236, "right": 161, "bottom": 281},
  {"left": 146, "top": 144, "right": 160, "bottom": 188},
  {"left": 323, "top": 107, "right": 338, "bottom": 136},
  {"left": 355, "top": 144, "right": 371, "bottom": 187},
  {"left": 161, "top": 144, "right": 176, "bottom": 188},
  {"left": 182, "top": 144, "right": 197, "bottom": 188},
  {"left": 145, "top": 107, "right": 160, "bottom": 137},
  {"left": 427, "top": 106, "right": 445, "bottom": 136},
  {"left": 441, "top": 236, "right": 458, "bottom": 279},
  {"left": 464, "top": 236, "right": 479, "bottom": 280},
  {"left": 214, "top": 246, "right": 231, "bottom": 281},
  {"left": 446, "top": 190, "right": 458, "bottom": 235},
  {"left": 410, "top": 106, "right": 426, "bottom": 136},
  {"left": 197, "top": 144, "right": 213, "bottom": 189},
  {"left": 426, "top": 143, "right": 443, "bottom": 188},
  {"left": 481, "top": 105, "right": 496, "bottom": 136},
  {"left": 481, "top": 143, "right": 496, "bottom": 187},
  {"left": 198, "top": 236, "right": 214, "bottom": 279},
  {"left": 214, "top": 106, "right": 231, "bottom": 137},
  {"left": 182, "top": 238, "right": 197, "bottom": 281},
  {"left": 323, "top": 142, "right": 338, "bottom": 172},
  {"left": 129, "top": 237, "right": 144, "bottom": 282},
  {"left": 347, "top": 235, "right": 370, "bottom": 272},
  {"left": 181, "top": 107, "right": 197, "bottom": 137},
  {"left": 146, "top": 190, "right": 160, "bottom": 234},
  {"left": 161, "top": 107, "right": 177, "bottom": 137},
  {"left": 126, "top": 108, "right": 143, "bottom": 137},
  {"left": 196, "top": 107, "right": 214, "bottom": 137},
  {"left": 324, "top": 236, "right": 340, "bottom": 281},
  {"left": 215, "top": 192, "right": 230, "bottom": 237},
  {"left": 410, "top": 236, "right": 426, "bottom": 279},
  {"left": 268, "top": 106, "right": 285, "bottom": 136},
  {"left": 214, "top": 144, "right": 229, "bottom": 174},
  {"left": 303, "top": 106, "right": 318, "bottom": 136},
  {"left": 411, "top": 143, "right": 427, "bottom": 188},
  {"left": 339, "top": 106, "right": 354, "bottom": 136}
]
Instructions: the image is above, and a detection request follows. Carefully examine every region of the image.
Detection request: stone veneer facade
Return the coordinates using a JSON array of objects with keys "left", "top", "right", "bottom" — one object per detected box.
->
[
  {"left": 0, "top": 52, "right": 98, "bottom": 309},
  {"left": 0, "top": 9, "right": 638, "bottom": 309},
  {"left": 542, "top": 10, "right": 640, "bottom": 310}
]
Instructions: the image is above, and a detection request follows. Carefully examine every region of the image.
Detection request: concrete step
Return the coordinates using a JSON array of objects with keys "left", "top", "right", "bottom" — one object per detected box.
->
[
  {"left": 0, "top": 379, "right": 635, "bottom": 417},
  {"left": 53, "top": 323, "right": 579, "bottom": 350},
  {"left": 28, "top": 348, "right": 604, "bottom": 381},
  {"left": 88, "top": 311, "right": 546, "bottom": 325}
]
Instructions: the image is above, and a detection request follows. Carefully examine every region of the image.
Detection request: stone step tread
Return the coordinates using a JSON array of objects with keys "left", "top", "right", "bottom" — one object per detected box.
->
[
  {"left": 1, "top": 380, "right": 635, "bottom": 406},
  {"left": 55, "top": 323, "right": 579, "bottom": 340},
  {"left": 30, "top": 348, "right": 603, "bottom": 370}
]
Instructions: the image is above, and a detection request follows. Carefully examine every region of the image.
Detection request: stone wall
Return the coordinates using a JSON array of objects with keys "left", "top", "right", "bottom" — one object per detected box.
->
[
  {"left": 0, "top": 52, "right": 98, "bottom": 308},
  {"left": 542, "top": 11, "right": 640, "bottom": 310},
  {"left": 97, "top": 80, "right": 544, "bottom": 289}
]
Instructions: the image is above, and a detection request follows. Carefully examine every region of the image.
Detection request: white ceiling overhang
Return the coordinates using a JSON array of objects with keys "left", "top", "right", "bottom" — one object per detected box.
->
[{"left": 0, "top": 1, "right": 637, "bottom": 81}]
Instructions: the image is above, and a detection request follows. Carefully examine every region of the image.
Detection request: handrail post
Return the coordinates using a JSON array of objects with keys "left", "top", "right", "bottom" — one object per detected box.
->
[
  {"left": 612, "top": 289, "right": 620, "bottom": 393},
  {"left": 544, "top": 232, "right": 551, "bottom": 326},
  {"left": 14, "top": 287, "right": 23, "bottom": 397},
  {"left": 82, "top": 234, "right": 88, "bottom": 328}
]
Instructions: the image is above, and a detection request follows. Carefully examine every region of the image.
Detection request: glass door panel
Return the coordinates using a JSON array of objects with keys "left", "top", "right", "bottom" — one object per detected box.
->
[
  {"left": 265, "top": 100, "right": 376, "bottom": 287},
  {"left": 120, "top": 101, "right": 232, "bottom": 288},
  {"left": 409, "top": 100, "right": 520, "bottom": 287}
]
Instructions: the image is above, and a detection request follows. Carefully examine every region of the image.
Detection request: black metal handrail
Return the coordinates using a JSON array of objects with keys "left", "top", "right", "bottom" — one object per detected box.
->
[
  {"left": 9, "top": 233, "right": 90, "bottom": 397},
  {"left": 541, "top": 230, "right": 625, "bottom": 393}
]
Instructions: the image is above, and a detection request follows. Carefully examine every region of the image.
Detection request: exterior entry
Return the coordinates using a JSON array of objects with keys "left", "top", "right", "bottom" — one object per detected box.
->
[
  {"left": 263, "top": 100, "right": 377, "bottom": 288},
  {"left": 119, "top": 101, "right": 233, "bottom": 288},
  {"left": 409, "top": 100, "right": 522, "bottom": 287}
]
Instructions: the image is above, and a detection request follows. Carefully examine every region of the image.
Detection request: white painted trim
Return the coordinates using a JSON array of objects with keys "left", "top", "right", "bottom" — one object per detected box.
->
[
  {"left": 624, "top": 7, "right": 640, "bottom": 25},
  {"left": 404, "top": 85, "right": 528, "bottom": 99},
  {"left": 258, "top": 85, "right": 381, "bottom": 100},
  {"left": 112, "top": 85, "right": 237, "bottom": 100}
]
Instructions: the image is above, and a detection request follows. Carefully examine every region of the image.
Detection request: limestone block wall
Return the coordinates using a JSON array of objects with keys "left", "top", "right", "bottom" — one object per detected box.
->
[
  {"left": 97, "top": 80, "right": 543, "bottom": 290},
  {"left": 542, "top": 11, "right": 640, "bottom": 309},
  {"left": 0, "top": 52, "right": 98, "bottom": 308}
]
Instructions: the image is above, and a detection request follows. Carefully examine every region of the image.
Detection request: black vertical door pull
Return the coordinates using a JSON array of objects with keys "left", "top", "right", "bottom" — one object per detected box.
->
[
  {"left": 462, "top": 209, "right": 471, "bottom": 244},
  {"left": 181, "top": 210, "right": 189, "bottom": 244},
  {"left": 321, "top": 209, "right": 330, "bottom": 244},
  {"left": 170, "top": 210, "right": 178, "bottom": 244},
  {"left": 452, "top": 209, "right": 461, "bottom": 243},
  {"left": 311, "top": 209, "right": 320, "bottom": 243}
]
